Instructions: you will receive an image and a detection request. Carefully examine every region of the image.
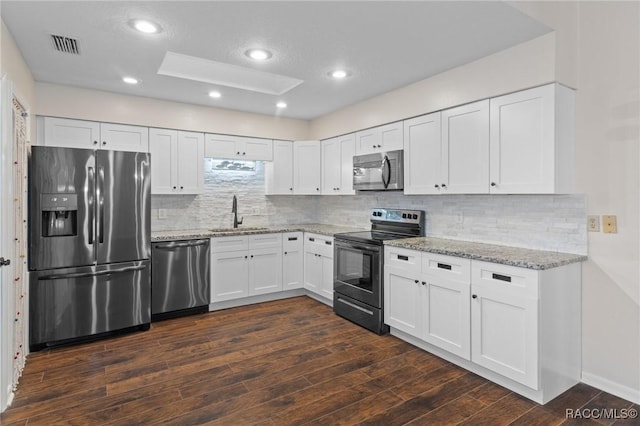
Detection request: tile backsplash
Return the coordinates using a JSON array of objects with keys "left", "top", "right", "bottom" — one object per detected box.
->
[{"left": 152, "top": 163, "right": 587, "bottom": 254}]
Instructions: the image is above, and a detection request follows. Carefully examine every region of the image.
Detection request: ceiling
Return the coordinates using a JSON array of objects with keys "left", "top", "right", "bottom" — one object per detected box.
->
[{"left": 1, "top": 1, "right": 550, "bottom": 120}]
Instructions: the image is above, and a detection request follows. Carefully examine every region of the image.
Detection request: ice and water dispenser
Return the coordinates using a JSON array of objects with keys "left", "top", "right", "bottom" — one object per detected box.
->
[{"left": 40, "top": 193, "right": 78, "bottom": 237}]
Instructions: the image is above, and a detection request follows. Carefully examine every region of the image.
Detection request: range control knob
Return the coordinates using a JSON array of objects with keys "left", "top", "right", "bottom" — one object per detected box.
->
[
  {"left": 402, "top": 213, "right": 407, "bottom": 219},
  {"left": 412, "top": 214, "right": 418, "bottom": 220}
]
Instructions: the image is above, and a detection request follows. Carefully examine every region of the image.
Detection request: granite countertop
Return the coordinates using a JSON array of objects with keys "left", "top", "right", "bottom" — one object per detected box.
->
[
  {"left": 385, "top": 237, "right": 587, "bottom": 270},
  {"left": 151, "top": 224, "right": 367, "bottom": 242}
]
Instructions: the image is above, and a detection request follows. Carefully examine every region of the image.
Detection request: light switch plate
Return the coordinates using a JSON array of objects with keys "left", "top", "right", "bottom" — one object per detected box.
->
[
  {"left": 587, "top": 215, "right": 600, "bottom": 232},
  {"left": 603, "top": 215, "right": 617, "bottom": 233}
]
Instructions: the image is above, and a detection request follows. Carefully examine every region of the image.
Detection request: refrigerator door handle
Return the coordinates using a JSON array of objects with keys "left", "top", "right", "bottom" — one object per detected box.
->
[
  {"left": 88, "top": 166, "right": 95, "bottom": 244},
  {"left": 97, "top": 166, "right": 105, "bottom": 244},
  {"left": 38, "top": 264, "right": 147, "bottom": 281}
]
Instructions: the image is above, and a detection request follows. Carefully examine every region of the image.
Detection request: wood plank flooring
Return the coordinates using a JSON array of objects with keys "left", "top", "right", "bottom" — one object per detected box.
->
[{"left": 1, "top": 296, "right": 637, "bottom": 425}]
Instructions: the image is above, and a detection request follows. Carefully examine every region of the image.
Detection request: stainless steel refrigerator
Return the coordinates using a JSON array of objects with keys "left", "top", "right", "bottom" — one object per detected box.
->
[{"left": 28, "top": 146, "right": 151, "bottom": 351}]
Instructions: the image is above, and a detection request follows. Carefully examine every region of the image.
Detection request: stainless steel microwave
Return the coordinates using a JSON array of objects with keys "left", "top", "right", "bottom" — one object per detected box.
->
[{"left": 353, "top": 150, "right": 404, "bottom": 191}]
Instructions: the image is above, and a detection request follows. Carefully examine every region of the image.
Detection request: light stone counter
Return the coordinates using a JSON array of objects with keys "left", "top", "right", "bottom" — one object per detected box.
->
[
  {"left": 151, "top": 224, "right": 368, "bottom": 242},
  {"left": 385, "top": 237, "right": 587, "bottom": 270}
]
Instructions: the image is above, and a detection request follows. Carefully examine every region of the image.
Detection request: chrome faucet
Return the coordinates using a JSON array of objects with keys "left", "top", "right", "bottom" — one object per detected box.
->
[{"left": 232, "top": 195, "right": 243, "bottom": 228}]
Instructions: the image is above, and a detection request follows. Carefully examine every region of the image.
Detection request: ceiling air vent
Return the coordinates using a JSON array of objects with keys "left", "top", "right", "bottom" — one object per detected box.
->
[{"left": 50, "top": 34, "right": 80, "bottom": 55}]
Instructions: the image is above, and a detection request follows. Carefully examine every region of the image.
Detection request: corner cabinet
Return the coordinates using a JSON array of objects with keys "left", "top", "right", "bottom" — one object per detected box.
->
[
  {"left": 149, "top": 128, "right": 204, "bottom": 195},
  {"left": 321, "top": 133, "right": 356, "bottom": 195},
  {"left": 489, "top": 84, "right": 575, "bottom": 194},
  {"left": 210, "top": 234, "right": 283, "bottom": 302},
  {"left": 384, "top": 246, "right": 581, "bottom": 404},
  {"left": 37, "top": 116, "right": 149, "bottom": 152},
  {"left": 265, "top": 140, "right": 294, "bottom": 195},
  {"left": 204, "top": 134, "right": 273, "bottom": 161},
  {"left": 292, "top": 141, "right": 321, "bottom": 195}
]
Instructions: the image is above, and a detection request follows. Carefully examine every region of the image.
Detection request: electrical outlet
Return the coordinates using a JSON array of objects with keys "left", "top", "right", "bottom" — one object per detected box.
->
[
  {"left": 603, "top": 215, "right": 617, "bottom": 233},
  {"left": 587, "top": 215, "right": 600, "bottom": 232},
  {"left": 158, "top": 209, "right": 167, "bottom": 220}
]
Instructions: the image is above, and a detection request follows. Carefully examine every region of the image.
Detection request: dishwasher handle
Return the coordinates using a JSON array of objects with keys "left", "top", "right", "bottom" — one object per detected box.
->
[{"left": 154, "top": 239, "right": 209, "bottom": 249}]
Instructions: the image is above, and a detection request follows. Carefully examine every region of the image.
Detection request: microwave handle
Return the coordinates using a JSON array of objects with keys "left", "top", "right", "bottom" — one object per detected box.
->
[{"left": 381, "top": 155, "right": 391, "bottom": 188}]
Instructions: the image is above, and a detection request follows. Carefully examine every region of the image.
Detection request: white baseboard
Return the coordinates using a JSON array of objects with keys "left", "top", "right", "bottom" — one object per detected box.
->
[{"left": 582, "top": 371, "right": 640, "bottom": 405}]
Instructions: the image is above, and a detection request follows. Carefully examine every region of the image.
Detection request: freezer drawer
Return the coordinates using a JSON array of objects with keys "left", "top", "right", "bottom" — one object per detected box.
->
[
  {"left": 152, "top": 239, "right": 210, "bottom": 317},
  {"left": 29, "top": 260, "right": 150, "bottom": 350}
]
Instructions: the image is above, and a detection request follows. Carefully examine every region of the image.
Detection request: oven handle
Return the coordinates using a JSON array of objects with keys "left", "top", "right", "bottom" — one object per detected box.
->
[{"left": 334, "top": 239, "right": 381, "bottom": 254}]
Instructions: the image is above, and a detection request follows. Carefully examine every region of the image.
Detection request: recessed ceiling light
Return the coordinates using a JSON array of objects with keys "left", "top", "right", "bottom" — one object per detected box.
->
[
  {"left": 122, "top": 77, "right": 139, "bottom": 85},
  {"left": 131, "top": 19, "right": 161, "bottom": 34},
  {"left": 245, "top": 49, "right": 272, "bottom": 61},
  {"left": 329, "top": 69, "right": 350, "bottom": 79},
  {"left": 208, "top": 90, "right": 222, "bottom": 99},
  {"left": 276, "top": 101, "right": 287, "bottom": 109}
]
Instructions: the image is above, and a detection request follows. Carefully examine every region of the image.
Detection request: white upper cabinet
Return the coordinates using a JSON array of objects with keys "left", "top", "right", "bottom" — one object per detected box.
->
[
  {"left": 265, "top": 140, "right": 294, "bottom": 195},
  {"left": 38, "top": 117, "right": 149, "bottom": 152},
  {"left": 321, "top": 133, "right": 356, "bottom": 195},
  {"left": 293, "top": 140, "right": 321, "bottom": 195},
  {"left": 204, "top": 134, "right": 273, "bottom": 161},
  {"left": 442, "top": 100, "right": 489, "bottom": 194},
  {"left": 355, "top": 121, "right": 403, "bottom": 155},
  {"left": 403, "top": 112, "right": 442, "bottom": 195},
  {"left": 149, "top": 128, "right": 204, "bottom": 195},
  {"left": 489, "top": 84, "right": 574, "bottom": 194}
]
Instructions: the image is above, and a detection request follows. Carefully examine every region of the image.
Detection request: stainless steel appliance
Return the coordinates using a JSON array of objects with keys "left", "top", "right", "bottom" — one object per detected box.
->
[
  {"left": 333, "top": 208, "right": 424, "bottom": 334},
  {"left": 353, "top": 150, "right": 404, "bottom": 191},
  {"left": 28, "top": 146, "right": 151, "bottom": 351},
  {"left": 151, "top": 239, "right": 210, "bottom": 320}
]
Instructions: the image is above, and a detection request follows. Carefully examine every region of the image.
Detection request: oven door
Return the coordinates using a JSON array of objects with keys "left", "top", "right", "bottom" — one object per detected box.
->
[{"left": 333, "top": 239, "right": 382, "bottom": 308}]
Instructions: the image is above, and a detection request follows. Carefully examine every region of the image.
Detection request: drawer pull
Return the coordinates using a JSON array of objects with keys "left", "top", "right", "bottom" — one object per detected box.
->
[
  {"left": 437, "top": 263, "right": 452, "bottom": 271},
  {"left": 288, "top": 237, "right": 298, "bottom": 241},
  {"left": 325, "top": 241, "right": 332, "bottom": 246},
  {"left": 492, "top": 273, "right": 512, "bottom": 283},
  {"left": 308, "top": 237, "right": 315, "bottom": 242},
  {"left": 397, "top": 255, "right": 409, "bottom": 261}
]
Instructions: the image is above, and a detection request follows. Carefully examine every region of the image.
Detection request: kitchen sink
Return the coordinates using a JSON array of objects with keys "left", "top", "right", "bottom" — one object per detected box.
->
[{"left": 208, "top": 227, "right": 268, "bottom": 232}]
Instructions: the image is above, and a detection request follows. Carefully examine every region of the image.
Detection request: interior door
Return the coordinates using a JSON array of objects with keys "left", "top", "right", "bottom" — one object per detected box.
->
[{"left": 96, "top": 150, "right": 150, "bottom": 264}]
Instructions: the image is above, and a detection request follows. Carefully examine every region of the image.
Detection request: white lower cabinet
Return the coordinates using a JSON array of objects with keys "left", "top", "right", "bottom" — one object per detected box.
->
[
  {"left": 282, "top": 232, "right": 303, "bottom": 290},
  {"left": 384, "top": 248, "right": 470, "bottom": 359},
  {"left": 303, "top": 233, "right": 334, "bottom": 302},
  {"left": 384, "top": 246, "right": 581, "bottom": 404},
  {"left": 470, "top": 261, "right": 539, "bottom": 389},
  {"left": 211, "top": 234, "right": 282, "bottom": 302}
]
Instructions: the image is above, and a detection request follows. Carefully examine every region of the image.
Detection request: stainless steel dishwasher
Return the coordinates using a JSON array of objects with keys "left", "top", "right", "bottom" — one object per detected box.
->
[{"left": 151, "top": 239, "right": 210, "bottom": 320}]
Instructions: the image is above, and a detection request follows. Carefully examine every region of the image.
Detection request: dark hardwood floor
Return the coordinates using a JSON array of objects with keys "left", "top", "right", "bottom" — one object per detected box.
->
[{"left": 1, "top": 296, "right": 636, "bottom": 425}]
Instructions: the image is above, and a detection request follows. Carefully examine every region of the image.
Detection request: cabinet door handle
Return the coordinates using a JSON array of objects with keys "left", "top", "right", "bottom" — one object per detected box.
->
[
  {"left": 173, "top": 186, "right": 177, "bottom": 190},
  {"left": 372, "top": 145, "right": 376, "bottom": 148},
  {"left": 325, "top": 241, "right": 332, "bottom": 246},
  {"left": 250, "top": 255, "right": 254, "bottom": 258},
  {"left": 308, "top": 237, "right": 315, "bottom": 242},
  {"left": 288, "top": 237, "right": 298, "bottom": 241},
  {"left": 242, "top": 152, "right": 246, "bottom": 155},
  {"left": 472, "top": 294, "right": 478, "bottom": 299},
  {"left": 237, "top": 151, "right": 240, "bottom": 155},
  {"left": 414, "top": 280, "right": 419, "bottom": 284},
  {"left": 491, "top": 182, "right": 497, "bottom": 187},
  {"left": 421, "top": 281, "right": 426, "bottom": 286},
  {"left": 289, "top": 187, "right": 293, "bottom": 191},
  {"left": 244, "top": 255, "right": 248, "bottom": 259},
  {"left": 284, "top": 251, "right": 287, "bottom": 255},
  {"left": 434, "top": 184, "right": 440, "bottom": 189},
  {"left": 102, "top": 141, "right": 107, "bottom": 145},
  {"left": 180, "top": 186, "right": 184, "bottom": 190},
  {"left": 397, "top": 255, "right": 409, "bottom": 261},
  {"left": 93, "top": 140, "right": 98, "bottom": 145},
  {"left": 441, "top": 183, "right": 447, "bottom": 188},
  {"left": 377, "top": 144, "right": 381, "bottom": 148}
]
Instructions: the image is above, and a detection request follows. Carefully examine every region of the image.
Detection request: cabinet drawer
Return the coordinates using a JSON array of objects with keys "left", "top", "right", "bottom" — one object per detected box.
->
[
  {"left": 249, "top": 233, "right": 282, "bottom": 250},
  {"left": 211, "top": 236, "right": 249, "bottom": 253},
  {"left": 304, "top": 233, "right": 334, "bottom": 258},
  {"left": 471, "top": 260, "right": 539, "bottom": 298},
  {"left": 422, "top": 253, "right": 470, "bottom": 283},
  {"left": 282, "top": 232, "right": 303, "bottom": 250},
  {"left": 384, "top": 247, "right": 421, "bottom": 274}
]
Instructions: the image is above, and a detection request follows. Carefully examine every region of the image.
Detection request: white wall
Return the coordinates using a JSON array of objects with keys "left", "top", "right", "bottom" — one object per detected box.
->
[
  {"left": 573, "top": 1, "right": 640, "bottom": 401},
  {"left": 35, "top": 83, "right": 309, "bottom": 141}
]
